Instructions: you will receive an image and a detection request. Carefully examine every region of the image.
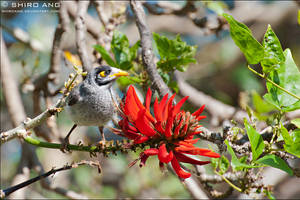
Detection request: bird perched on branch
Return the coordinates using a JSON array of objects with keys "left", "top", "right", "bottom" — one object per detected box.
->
[{"left": 62, "top": 66, "right": 129, "bottom": 151}]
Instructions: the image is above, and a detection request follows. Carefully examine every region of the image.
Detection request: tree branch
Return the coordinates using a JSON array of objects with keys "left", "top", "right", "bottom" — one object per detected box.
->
[
  {"left": 0, "top": 160, "right": 100, "bottom": 198},
  {"left": 130, "top": 0, "right": 171, "bottom": 97},
  {"left": 175, "top": 71, "right": 248, "bottom": 125},
  {"left": 75, "top": 1, "right": 93, "bottom": 72}
]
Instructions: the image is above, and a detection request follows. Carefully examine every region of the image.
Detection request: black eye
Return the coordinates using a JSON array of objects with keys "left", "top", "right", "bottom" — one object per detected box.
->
[{"left": 105, "top": 69, "right": 111, "bottom": 75}]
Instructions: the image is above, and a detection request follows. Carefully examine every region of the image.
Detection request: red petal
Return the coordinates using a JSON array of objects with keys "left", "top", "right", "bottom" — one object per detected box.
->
[
  {"left": 135, "top": 109, "right": 156, "bottom": 137},
  {"left": 173, "top": 96, "right": 189, "bottom": 116},
  {"left": 199, "top": 151, "right": 221, "bottom": 158},
  {"left": 164, "top": 115, "right": 174, "bottom": 138},
  {"left": 155, "top": 121, "right": 165, "bottom": 134},
  {"left": 145, "top": 88, "right": 152, "bottom": 111},
  {"left": 158, "top": 143, "right": 174, "bottom": 163},
  {"left": 134, "top": 136, "right": 149, "bottom": 144},
  {"left": 162, "top": 94, "right": 176, "bottom": 122},
  {"left": 177, "top": 147, "right": 220, "bottom": 158},
  {"left": 159, "top": 94, "right": 169, "bottom": 116},
  {"left": 174, "top": 152, "right": 211, "bottom": 165},
  {"left": 171, "top": 157, "right": 191, "bottom": 179},
  {"left": 124, "top": 86, "right": 141, "bottom": 121},
  {"left": 153, "top": 98, "right": 161, "bottom": 121},
  {"left": 183, "top": 138, "right": 200, "bottom": 144},
  {"left": 196, "top": 116, "right": 207, "bottom": 121},
  {"left": 143, "top": 148, "right": 159, "bottom": 156},
  {"left": 175, "top": 146, "right": 211, "bottom": 153},
  {"left": 192, "top": 105, "right": 205, "bottom": 117}
]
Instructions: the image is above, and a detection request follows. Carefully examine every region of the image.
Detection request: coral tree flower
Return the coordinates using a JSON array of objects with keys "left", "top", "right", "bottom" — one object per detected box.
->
[{"left": 117, "top": 86, "right": 220, "bottom": 179}]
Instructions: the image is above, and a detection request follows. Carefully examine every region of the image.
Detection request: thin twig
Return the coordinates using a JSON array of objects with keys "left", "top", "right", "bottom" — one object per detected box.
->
[
  {"left": 248, "top": 65, "right": 300, "bottom": 100},
  {"left": 0, "top": 160, "right": 101, "bottom": 198}
]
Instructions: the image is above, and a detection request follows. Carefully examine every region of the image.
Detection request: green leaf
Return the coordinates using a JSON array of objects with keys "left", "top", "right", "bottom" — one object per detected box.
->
[
  {"left": 219, "top": 156, "right": 230, "bottom": 174},
  {"left": 222, "top": 13, "right": 264, "bottom": 64},
  {"left": 281, "top": 124, "right": 300, "bottom": 158},
  {"left": 110, "top": 30, "right": 137, "bottom": 70},
  {"left": 129, "top": 40, "right": 140, "bottom": 61},
  {"left": 93, "top": 45, "right": 117, "bottom": 67},
  {"left": 117, "top": 76, "right": 142, "bottom": 87},
  {"left": 261, "top": 25, "right": 285, "bottom": 73},
  {"left": 153, "top": 33, "right": 197, "bottom": 72},
  {"left": 291, "top": 118, "right": 300, "bottom": 128},
  {"left": 265, "top": 190, "right": 276, "bottom": 200},
  {"left": 298, "top": 10, "right": 300, "bottom": 25},
  {"left": 264, "top": 49, "right": 300, "bottom": 110},
  {"left": 225, "top": 140, "right": 255, "bottom": 171},
  {"left": 280, "top": 123, "right": 293, "bottom": 145},
  {"left": 244, "top": 120, "right": 265, "bottom": 161},
  {"left": 252, "top": 91, "right": 276, "bottom": 113},
  {"left": 256, "top": 154, "right": 293, "bottom": 175},
  {"left": 210, "top": 158, "right": 218, "bottom": 170}
]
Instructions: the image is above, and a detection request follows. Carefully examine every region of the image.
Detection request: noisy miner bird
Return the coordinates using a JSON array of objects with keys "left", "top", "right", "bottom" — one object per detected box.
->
[{"left": 62, "top": 66, "right": 129, "bottom": 151}]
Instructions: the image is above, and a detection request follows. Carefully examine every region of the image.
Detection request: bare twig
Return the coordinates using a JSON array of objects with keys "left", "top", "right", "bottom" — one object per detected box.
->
[
  {"left": 1, "top": 160, "right": 100, "bottom": 198},
  {"left": 65, "top": 1, "right": 102, "bottom": 40},
  {"left": 75, "top": 1, "right": 93, "bottom": 72},
  {"left": 130, "top": 0, "right": 171, "bottom": 97}
]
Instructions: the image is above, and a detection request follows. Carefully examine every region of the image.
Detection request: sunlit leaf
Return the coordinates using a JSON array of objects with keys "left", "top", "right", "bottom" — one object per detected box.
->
[
  {"left": 264, "top": 49, "right": 300, "bottom": 111},
  {"left": 219, "top": 155, "right": 230, "bottom": 174},
  {"left": 280, "top": 124, "right": 300, "bottom": 158},
  {"left": 244, "top": 120, "right": 265, "bottom": 161},
  {"left": 153, "top": 33, "right": 197, "bottom": 72},
  {"left": 225, "top": 140, "right": 256, "bottom": 171},
  {"left": 261, "top": 25, "right": 285, "bottom": 73},
  {"left": 93, "top": 45, "right": 117, "bottom": 67},
  {"left": 252, "top": 91, "right": 276, "bottom": 113},
  {"left": 256, "top": 154, "right": 293, "bottom": 175},
  {"left": 223, "top": 13, "right": 264, "bottom": 64}
]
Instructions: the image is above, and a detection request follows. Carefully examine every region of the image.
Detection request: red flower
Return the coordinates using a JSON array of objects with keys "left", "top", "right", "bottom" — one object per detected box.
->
[{"left": 117, "top": 86, "right": 220, "bottom": 179}]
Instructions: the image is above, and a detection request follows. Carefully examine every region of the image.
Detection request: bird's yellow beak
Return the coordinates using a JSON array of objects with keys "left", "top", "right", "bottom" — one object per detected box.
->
[{"left": 109, "top": 70, "right": 129, "bottom": 78}]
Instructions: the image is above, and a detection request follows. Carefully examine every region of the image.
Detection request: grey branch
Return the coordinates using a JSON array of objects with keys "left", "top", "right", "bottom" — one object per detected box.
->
[
  {"left": 175, "top": 71, "right": 248, "bottom": 125},
  {"left": 1, "top": 31, "right": 27, "bottom": 126},
  {"left": 65, "top": 1, "right": 102, "bottom": 40},
  {"left": 130, "top": 0, "right": 171, "bottom": 97},
  {"left": 75, "top": 1, "right": 93, "bottom": 72}
]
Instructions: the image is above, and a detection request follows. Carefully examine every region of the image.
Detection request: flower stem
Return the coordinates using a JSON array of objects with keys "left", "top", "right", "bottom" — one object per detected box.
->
[
  {"left": 24, "top": 136, "right": 119, "bottom": 153},
  {"left": 247, "top": 65, "right": 300, "bottom": 101},
  {"left": 215, "top": 170, "right": 242, "bottom": 192}
]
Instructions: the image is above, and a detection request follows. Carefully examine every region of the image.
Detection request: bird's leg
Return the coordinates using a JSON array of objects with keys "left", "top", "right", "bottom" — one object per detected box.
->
[
  {"left": 60, "top": 124, "right": 77, "bottom": 152},
  {"left": 98, "top": 126, "right": 106, "bottom": 148}
]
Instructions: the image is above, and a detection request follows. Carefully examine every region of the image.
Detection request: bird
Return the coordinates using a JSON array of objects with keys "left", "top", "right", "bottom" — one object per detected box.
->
[{"left": 62, "top": 65, "right": 129, "bottom": 151}]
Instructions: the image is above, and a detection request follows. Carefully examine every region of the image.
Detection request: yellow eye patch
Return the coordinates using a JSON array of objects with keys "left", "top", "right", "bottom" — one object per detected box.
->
[{"left": 99, "top": 71, "right": 106, "bottom": 77}]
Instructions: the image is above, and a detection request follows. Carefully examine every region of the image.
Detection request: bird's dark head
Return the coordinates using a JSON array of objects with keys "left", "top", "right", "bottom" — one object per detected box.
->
[{"left": 88, "top": 66, "right": 129, "bottom": 86}]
